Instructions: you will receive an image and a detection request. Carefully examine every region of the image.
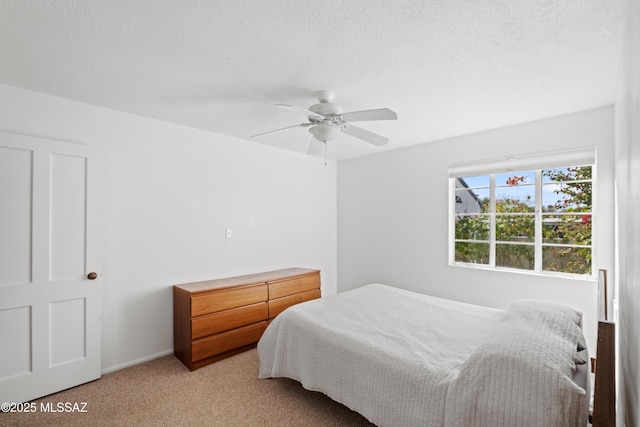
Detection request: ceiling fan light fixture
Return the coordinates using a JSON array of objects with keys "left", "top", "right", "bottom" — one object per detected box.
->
[
  {"left": 253, "top": 91, "right": 397, "bottom": 153},
  {"left": 308, "top": 122, "right": 340, "bottom": 142}
]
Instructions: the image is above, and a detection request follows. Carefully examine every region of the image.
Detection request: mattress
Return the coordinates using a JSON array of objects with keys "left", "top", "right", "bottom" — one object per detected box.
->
[{"left": 258, "top": 284, "right": 588, "bottom": 427}]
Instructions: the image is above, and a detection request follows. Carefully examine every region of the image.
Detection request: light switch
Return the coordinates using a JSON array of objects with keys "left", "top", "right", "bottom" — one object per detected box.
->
[{"left": 226, "top": 228, "right": 232, "bottom": 239}]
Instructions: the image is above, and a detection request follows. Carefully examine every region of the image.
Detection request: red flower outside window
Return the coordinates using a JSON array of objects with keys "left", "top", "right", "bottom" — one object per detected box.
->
[{"left": 506, "top": 176, "right": 526, "bottom": 186}]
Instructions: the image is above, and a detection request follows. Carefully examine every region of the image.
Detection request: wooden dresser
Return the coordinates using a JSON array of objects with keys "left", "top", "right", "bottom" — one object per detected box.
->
[{"left": 173, "top": 267, "right": 321, "bottom": 370}]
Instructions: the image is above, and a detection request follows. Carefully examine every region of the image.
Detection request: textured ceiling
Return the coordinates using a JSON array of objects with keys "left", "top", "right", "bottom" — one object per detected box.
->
[{"left": 0, "top": 0, "right": 625, "bottom": 160}]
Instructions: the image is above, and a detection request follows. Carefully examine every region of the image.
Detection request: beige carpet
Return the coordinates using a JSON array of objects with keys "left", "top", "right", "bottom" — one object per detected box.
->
[{"left": 1, "top": 349, "right": 375, "bottom": 426}]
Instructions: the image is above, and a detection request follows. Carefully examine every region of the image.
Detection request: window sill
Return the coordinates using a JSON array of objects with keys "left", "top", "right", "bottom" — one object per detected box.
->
[{"left": 450, "top": 262, "right": 597, "bottom": 282}]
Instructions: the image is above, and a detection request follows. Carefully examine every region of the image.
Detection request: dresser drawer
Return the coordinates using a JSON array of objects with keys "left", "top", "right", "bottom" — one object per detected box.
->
[
  {"left": 191, "top": 284, "right": 267, "bottom": 317},
  {"left": 269, "top": 288, "right": 321, "bottom": 318},
  {"left": 191, "top": 321, "right": 268, "bottom": 362},
  {"left": 268, "top": 273, "right": 320, "bottom": 300},
  {"left": 191, "top": 302, "right": 268, "bottom": 339}
]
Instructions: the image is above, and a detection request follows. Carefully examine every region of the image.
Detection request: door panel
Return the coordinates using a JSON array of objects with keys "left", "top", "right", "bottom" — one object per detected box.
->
[
  {"left": 0, "top": 146, "right": 32, "bottom": 286},
  {"left": 0, "top": 306, "right": 32, "bottom": 381},
  {"left": 0, "top": 131, "right": 101, "bottom": 403},
  {"left": 51, "top": 153, "right": 87, "bottom": 280},
  {"left": 50, "top": 298, "right": 86, "bottom": 366}
]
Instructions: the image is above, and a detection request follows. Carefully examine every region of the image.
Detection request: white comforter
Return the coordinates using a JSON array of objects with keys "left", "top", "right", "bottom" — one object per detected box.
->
[{"left": 258, "top": 284, "right": 586, "bottom": 427}]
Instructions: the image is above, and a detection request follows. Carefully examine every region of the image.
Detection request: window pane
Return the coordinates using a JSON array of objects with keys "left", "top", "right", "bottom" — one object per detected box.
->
[
  {"left": 495, "top": 185, "right": 535, "bottom": 212},
  {"left": 455, "top": 188, "right": 489, "bottom": 214},
  {"left": 542, "top": 182, "right": 591, "bottom": 212},
  {"left": 496, "top": 244, "right": 534, "bottom": 270},
  {"left": 543, "top": 246, "right": 591, "bottom": 275},
  {"left": 458, "top": 175, "right": 489, "bottom": 188},
  {"left": 542, "top": 214, "right": 592, "bottom": 245},
  {"left": 455, "top": 242, "right": 489, "bottom": 264},
  {"left": 496, "top": 171, "right": 535, "bottom": 186},
  {"left": 542, "top": 166, "right": 592, "bottom": 212},
  {"left": 455, "top": 215, "right": 490, "bottom": 240},
  {"left": 542, "top": 165, "right": 592, "bottom": 183},
  {"left": 496, "top": 214, "right": 535, "bottom": 242}
]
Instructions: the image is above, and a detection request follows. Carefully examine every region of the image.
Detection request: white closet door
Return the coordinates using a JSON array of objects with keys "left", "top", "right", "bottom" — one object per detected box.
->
[{"left": 0, "top": 131, "right": 101, "bottom": 403}]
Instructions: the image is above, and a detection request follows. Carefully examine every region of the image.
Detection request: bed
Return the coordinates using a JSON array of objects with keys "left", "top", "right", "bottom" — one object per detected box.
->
[{"left": 258, "top": 284, "right": 589, "bottom": 427}]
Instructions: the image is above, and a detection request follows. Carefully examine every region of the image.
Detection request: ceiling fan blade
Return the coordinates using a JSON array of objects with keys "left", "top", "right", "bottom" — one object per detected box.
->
[
  {"left": 340, "top": 108, "right": 397, "bottom": 122},
  {"left": 342, "top": 124, "right": 389, "bottom": 147},
  {"left": 307, "top": 137, "right": 324, "bottom": 155},
  {"left": 274, "top": 104, "right": 324, "bottom": 119},
  {"left": 250, "top": 123, "right": 310, "bottom": 138}
]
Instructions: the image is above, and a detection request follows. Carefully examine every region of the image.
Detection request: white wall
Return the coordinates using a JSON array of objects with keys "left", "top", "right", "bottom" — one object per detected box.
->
[
  {"left": 0, "top": 84, "right": 337, "bottom": 373},
  {"left": 615, "top": 0, "right": 640, "bottom": 424},
  {"left": 338, "top": 106, "right": 615, "bottom": 353}
]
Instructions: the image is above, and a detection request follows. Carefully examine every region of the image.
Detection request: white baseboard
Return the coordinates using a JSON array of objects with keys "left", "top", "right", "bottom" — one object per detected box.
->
[{"left": 101, "top": 349, "right": 174, "bottom": 375}]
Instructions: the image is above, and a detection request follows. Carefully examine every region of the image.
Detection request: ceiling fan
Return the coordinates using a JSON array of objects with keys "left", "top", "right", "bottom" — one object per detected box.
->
[{"left": 251, "top": 90, "right": 398, "bottom": 155}]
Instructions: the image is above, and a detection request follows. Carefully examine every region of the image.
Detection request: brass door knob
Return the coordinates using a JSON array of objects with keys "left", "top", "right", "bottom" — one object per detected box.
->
[{"left": 87, "top": 272, "right": 98, "bottom": 280}]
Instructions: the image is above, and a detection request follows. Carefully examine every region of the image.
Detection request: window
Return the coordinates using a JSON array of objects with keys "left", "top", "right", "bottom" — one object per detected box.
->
[{"left": 451, "top": 161, "right": 593, "bottom": 277}]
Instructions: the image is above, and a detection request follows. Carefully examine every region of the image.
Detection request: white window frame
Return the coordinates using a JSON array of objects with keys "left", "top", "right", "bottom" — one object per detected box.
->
[{"left": 448, "top": 148, "right": 596, "bottom": 278}]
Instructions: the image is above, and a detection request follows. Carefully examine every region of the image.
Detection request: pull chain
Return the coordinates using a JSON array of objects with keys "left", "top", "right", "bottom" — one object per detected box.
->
[{"left": 324, "top": 142, "right": 327, "bottom": 166}]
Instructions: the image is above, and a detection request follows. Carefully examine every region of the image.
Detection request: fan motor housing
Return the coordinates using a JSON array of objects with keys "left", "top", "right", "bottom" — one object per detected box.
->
[{"left": 309, "top": 102, "right": 344, "bottom": 116}]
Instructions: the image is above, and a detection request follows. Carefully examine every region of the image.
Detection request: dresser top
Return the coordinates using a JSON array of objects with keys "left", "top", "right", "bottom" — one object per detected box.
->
[{"left": 174, "top": 267, "right": 320, "bottom": 294}]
